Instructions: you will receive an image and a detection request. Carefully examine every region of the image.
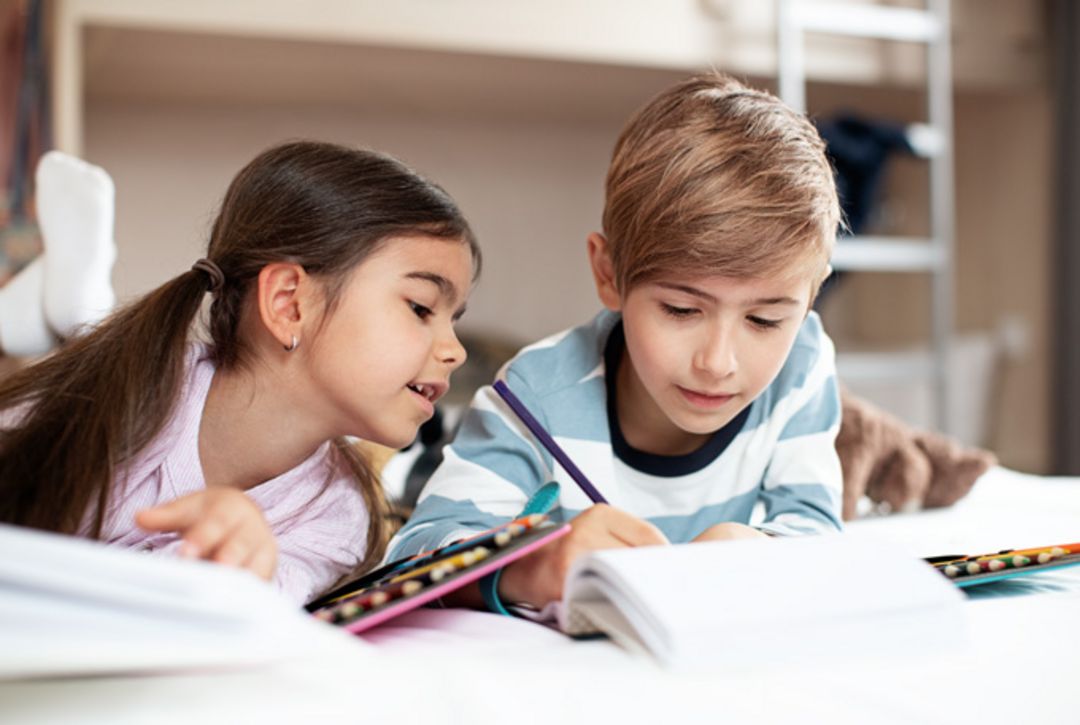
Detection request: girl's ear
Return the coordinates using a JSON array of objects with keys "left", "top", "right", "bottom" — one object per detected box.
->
[
  {"left": 587, "top": 232, "right": 622, "bottom": 311},
  {"left": 256, "top": 263, "right": 311, "bottom": 349}
]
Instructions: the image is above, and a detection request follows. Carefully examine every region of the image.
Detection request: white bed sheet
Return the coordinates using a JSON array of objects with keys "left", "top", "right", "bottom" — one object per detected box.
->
[{"left": 2, "top": 467, "right": 1078, "bottom": 725}]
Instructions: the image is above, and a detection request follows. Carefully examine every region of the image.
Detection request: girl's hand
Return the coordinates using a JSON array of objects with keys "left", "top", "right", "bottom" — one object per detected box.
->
[
  {"left": 692, "top": 521, "right": 770, "bottom": 543},
  {"left": 497, "top": 504, "right": 668, "bottom": 609},
  {"left": 135, "top": 489, "right": 278, "bottom": 581}
]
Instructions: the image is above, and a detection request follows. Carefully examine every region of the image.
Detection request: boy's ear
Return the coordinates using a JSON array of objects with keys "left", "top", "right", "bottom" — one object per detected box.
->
[
  {"left": 587, "top": 232, "right": 622, "bottom": 311},
  {"left": 256, "top": 262, "right": 313, "bottom": 350},
  {"left": 806, "top": 263, "right": 835, "bottom": 317}
]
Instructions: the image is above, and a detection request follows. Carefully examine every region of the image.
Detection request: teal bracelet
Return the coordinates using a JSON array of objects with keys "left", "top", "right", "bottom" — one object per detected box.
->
[
  {"left": 479, "top": 568, "right": 511, "bottom": 615},
  {"left": 478, "top": 481, "right": 561, "bottom": 616}
]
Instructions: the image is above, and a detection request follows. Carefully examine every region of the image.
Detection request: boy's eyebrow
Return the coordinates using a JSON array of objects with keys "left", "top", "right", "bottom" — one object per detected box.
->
[
  {"left": 656, "top": 281, "right": 716, "bottom": 302},
  {"left": 749, "top": 296, "right": 802, "bottom": 307},
  {"left": 655, "top": 282, "right": 801, "bottom": 307}
]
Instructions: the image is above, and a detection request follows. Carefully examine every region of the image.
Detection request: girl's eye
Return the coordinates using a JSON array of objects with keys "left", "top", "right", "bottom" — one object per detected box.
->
[
  {"left": 661, "top": 303, "right": 699, "bottom": 319},
  {"left": 409, "top": 301, "right": 433, "bottom": 320},
  {"left": 748, "top": 315, "right": 782, "bottom": 330}
]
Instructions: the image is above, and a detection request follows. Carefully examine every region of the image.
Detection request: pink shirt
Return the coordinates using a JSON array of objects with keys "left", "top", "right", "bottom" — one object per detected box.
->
[{"left": 86, "top": 345, "right": 370, "bottom": 605}]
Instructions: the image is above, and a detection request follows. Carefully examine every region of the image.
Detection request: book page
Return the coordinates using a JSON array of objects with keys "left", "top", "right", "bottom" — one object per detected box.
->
[
  {"left": 563, "top": 534, "right": 965, "bottom": 667},
  {"left": 0, "top": 524, "right": 353, "bottom": 679}
]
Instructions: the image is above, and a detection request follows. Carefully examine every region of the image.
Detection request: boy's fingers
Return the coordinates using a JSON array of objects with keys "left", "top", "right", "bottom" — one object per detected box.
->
[
  {"left": 135, "top": 493, "right": 205, "bottom": 532},
  {"left": 609, "top": 518, "right": 665, "bottom": 546},
  {"left": 608, "top": 513, "right": 669, "bottom": 547},
  {"left": 568, "top": 504, "right": 667, "bottom": 548}
]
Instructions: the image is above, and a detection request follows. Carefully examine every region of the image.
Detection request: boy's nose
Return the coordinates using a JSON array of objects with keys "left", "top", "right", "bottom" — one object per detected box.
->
[{"left": 694, "top": 328, "right": 737, "bottom": 378}]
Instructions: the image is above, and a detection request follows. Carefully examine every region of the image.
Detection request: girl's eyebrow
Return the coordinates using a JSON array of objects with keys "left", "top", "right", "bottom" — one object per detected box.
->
[
  {"left": 655, "top": 281, "right": 800, "bottom": 307},
  {"left": 407, "top": 271, "right": 468, "bottom": 320},
  {"left": 405, "top": 271, "right": 458, "bottom": 300}
]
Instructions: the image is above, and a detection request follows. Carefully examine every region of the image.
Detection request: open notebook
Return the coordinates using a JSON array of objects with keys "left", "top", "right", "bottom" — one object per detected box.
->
[
  {"left": 0, "top": 523, "right": 351, "bottom": 679},
  {"left": 548, "top": 534, "right": 966, "bottom": 668}
]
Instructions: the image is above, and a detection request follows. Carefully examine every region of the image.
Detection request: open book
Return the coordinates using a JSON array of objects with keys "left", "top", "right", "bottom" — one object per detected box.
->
[
  {"left": 553, "top": 534, "right": 966, "bottom": 668},
  {"left": 0, "top": 523, "right": 351, "bottom": 679}
]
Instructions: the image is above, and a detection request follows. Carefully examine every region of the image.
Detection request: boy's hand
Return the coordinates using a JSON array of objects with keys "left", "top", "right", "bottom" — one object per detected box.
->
[
  {"left": 692, "top": 521, "right": 770, "bottom": 543},
  {"left": 497, "top": 504, "right": 668, "bottom": 608},
  {"left": 135, "top": 489, "right": 278, "bottom": 581}
]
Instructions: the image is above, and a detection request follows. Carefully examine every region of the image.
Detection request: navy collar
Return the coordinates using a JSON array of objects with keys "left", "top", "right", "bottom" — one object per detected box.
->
[{"left": 604, "top": 321, "right": 750, "bottom": 477}]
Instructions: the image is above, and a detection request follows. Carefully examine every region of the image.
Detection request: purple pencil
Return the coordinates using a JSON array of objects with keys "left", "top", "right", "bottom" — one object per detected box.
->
[{"left": 493, "top": 380, "right": 608, "bottom": 504}]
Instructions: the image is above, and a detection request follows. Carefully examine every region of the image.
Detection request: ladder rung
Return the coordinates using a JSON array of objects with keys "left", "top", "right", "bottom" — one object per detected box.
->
[
  {"left": 831, "top": 237, "right": 944, "bottom": 272},
  {"left": 792, "top": 4, "right": 943, "bottom": 43},
  {"left": 836, "top": 350, "right": 936, "bottom": 382}
]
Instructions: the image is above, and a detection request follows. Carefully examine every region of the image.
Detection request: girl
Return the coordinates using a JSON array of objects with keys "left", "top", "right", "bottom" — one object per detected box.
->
[{"left": 0, "top": 141, "right": 479, "bottom": 605}]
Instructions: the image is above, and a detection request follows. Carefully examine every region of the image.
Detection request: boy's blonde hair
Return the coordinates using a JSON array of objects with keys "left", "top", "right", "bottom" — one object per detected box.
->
[{"left": 602, "top": 74, "right": 840, "bottom": 298}]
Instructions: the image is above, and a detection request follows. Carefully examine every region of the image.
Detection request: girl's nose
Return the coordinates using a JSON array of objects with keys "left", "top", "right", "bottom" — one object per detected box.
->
[{"left": 439, "top": 328, "right": 468, "bottom": 370}]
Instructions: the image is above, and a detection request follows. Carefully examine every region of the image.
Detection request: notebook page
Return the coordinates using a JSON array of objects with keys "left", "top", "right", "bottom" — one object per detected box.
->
[
  {"left": 0, "top": 523, "right": 277, "bottom": 623},
  {"left": 0, "top": 524, "right": 351, "bottom": 678},
  {"left": 563, "top": 534, "right": 965, "bottom": 667}
]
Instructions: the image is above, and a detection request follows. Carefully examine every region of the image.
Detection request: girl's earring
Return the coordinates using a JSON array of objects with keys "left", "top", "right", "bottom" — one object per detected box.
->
[{"left": 285, "top": 335, "right": 299, "bottom": 352}]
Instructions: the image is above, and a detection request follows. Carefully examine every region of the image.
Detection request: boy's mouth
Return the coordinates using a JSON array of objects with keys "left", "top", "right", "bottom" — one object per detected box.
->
[{"left": 677, "top": 386, "right": 736, "bottom": 409}]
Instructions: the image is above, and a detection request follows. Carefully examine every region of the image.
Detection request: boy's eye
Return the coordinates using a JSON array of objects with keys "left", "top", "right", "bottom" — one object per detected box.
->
[
  {"left": 748, "top": 315, "right": 782, "bottom": 330},
  {"left": 660, "top": 303, "right": 699, "bottom": 319},
  {"left": 409, "top": 301, "right": 433, "bottom": 320}
]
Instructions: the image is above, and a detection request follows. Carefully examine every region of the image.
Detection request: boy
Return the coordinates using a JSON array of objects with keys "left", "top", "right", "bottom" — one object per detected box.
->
[{"left": 388, "top": 74, "right": 844, "bottom": 611}]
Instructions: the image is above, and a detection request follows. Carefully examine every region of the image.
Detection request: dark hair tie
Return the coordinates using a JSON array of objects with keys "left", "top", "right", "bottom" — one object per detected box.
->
[{"left": 191, "top": 258, "right": 225, "bottom": 293}]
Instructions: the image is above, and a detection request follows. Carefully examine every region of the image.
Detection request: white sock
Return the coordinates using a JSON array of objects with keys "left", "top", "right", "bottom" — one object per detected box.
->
[
  {"left": 0, "top": 258, "right": 55, "bottom": 356},
  {"left": 34, "top": 150, "right": 117, "bottom": 337}
]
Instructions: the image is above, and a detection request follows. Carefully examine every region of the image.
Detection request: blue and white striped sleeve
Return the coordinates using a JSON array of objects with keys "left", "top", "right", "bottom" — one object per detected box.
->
[
  {"left": 756, "top": 316, "right": 844, "bottom": 536},
  {"left": 384, "top": 369, "right": 556, "bottom": 561}
]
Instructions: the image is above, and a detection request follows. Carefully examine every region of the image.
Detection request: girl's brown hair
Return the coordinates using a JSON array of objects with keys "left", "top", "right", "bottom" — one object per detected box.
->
[
  {"left": 603, "top": 74, "right": 840, "bottom": 297},
  {"left": 0, "top": 140, "right": 478, "bottom": 574}
]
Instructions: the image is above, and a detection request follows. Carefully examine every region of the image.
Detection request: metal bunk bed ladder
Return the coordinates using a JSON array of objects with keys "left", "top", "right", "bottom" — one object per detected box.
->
[{"left": 776, "top": 0, "right": 956, "bottom": 434}]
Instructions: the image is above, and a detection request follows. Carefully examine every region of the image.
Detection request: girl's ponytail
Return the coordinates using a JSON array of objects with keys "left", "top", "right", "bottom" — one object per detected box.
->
[{"left": 0, "top": 267, "right": 211, "bottom": 536}]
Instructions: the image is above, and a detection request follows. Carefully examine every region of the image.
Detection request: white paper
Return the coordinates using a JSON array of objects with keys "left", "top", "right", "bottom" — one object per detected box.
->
[
  {"left": 561, "top": 533, "right": 966, "bottom": 667},
  {"left": 0, "top": 523, "right": 355, "bottom": 679}
]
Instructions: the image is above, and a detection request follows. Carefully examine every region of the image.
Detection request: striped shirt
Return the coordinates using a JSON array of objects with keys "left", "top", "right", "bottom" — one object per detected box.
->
[{"left": 388, "top": 309, "right": 843, "bottom": 560}]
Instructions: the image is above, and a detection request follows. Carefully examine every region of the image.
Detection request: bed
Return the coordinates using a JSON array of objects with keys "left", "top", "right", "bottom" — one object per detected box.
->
[{"left": 2, "top": 466, "right": 1078, "bottom": 725}]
